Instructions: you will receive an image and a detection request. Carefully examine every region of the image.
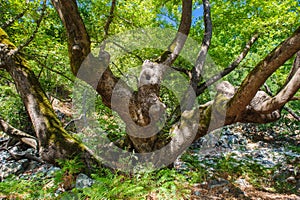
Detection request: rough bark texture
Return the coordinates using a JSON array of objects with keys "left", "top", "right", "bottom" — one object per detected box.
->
[
  {"left": 51, "top": 0, "right": 91, "bottom": 75},
  {"left": 0, "top": 28, "right": 99, "bottom": 171},
  {"left": 1, "top": 0, "right": 300, "bottom": 171},
  {"left": 227, "top": 26, "right": 300, "bottom": 123}
]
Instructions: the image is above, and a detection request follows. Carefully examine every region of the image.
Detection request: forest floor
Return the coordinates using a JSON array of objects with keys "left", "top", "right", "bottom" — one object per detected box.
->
[
  {"left": 0, "top": 114, "right": 299, "bottom": 199},
  {"left": 183, "top": 121, "right": 300, "bottom": 200}
]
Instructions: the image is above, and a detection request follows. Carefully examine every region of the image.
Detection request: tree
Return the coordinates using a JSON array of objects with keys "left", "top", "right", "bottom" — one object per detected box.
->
[{"left": 0, "top": 0, "right": 299, "bottom": 172}]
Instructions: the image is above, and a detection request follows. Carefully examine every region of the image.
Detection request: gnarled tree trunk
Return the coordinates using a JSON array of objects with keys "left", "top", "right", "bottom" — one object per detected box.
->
[{"left": 0, "top": 0, "right": 299, "bottom": 172}]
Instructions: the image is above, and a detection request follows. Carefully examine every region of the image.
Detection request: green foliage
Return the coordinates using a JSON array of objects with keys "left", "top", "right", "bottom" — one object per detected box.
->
[
  {"left": 63, "top": 169, "right": 190, "bottom": 200},
  {"left": 0, "top": 176, "right": 55, "bottom": 199},
  {"left": 192, "top": 0, "right": 300, "bottom": 88},
  {"left": 56, "top": 157, "right": 85, "bottom": 175},
  {"left": 0, "top": 0, "right": 299, "bottom": 198},
  {"left": 0, "top": 84, "right": 33, "bottom": 133}
]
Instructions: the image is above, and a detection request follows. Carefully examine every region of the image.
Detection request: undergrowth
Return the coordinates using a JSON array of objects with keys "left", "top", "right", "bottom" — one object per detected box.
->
[{"left": 0, "top": 116, "right": 299, "bottom": 199}]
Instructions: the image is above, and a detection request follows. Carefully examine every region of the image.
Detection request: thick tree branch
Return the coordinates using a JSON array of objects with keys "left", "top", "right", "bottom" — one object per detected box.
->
[
  {"left": 196, "top": 33, "right": 259, "bottom": 95},
  {"left": 285, "top": 51, "right": 300, "bottom": 86},
  {"left": 51, "top": 0, "right": 155, "bottom": 153},
  {"left": 156, "top": 0, "right": 192, "bottom": 65},
  {"left": 190, "top": 0, "right": 212, "bottom": 91},
  {"left": 51, "top": 0, "right": 91, "bottom": 75},
  {"left": 227, "top": 26, "right": 300, "bottom": 121},
  {"left": 264, "top": 83, "right": 300, "bottom": 121},
  {"left": 0, "top": 28, "right": 100, "bottom": 169},
  {"left": 254, "top": 68, "right": 300, "bottom": 113}
]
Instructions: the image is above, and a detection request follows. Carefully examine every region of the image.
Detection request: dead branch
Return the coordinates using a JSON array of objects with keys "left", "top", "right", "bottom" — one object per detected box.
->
[
  {"left": 196, "top": 33, "right": 259, "bottom": 95},
  {"left": 0, "top": 117, "right": 37, "bottom": 149}
]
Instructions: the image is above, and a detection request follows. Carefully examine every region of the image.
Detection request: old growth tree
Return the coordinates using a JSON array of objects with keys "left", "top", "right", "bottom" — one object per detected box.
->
[{"left": 0, "top": 0, "right": 299, "bottom": 170}]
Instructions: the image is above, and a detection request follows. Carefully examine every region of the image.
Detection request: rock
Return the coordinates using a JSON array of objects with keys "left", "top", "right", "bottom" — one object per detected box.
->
[
  {"left": 75, "top": 173, "right": 94, "bottom": 189},
  {"left": 26, "top": 161, "right": 39, "bottom": 171},
  {"left": 234, "top": 178, "right": 251, "bottom": 189},
  {"left": 193, "top": 190, "right": 201, "bottom": 196},
  {"left": 46, "top": 167, "right": 61, "bottom": 178},
  {"left": 0, "top": 151, "right": 10, "bottom": 163},
  {"left": 0, "top": 159, "right": 29, "bottom": 180},
  {"left": 55, "top": 187, "right": 65, "bottom": 197},
  {"left": 286, "top": 176, "right": 296, "bottom": 184},
  {"left": 208, "top": 178, "right": 229, "bottom": 189}
]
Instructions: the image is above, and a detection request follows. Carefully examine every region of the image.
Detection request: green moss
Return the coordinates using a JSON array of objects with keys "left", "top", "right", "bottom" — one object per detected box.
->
[{"left": 0, "top": 28, "right": 16, "bottom": 49}]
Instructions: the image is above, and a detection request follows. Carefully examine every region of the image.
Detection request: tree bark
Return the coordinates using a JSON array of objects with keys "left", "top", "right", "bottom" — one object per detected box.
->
[
  {"left": 0, "top": 28, "right": 99, "bottom": 171},
  {"left": 227, "top": 26, "right": 300, "bottom": 123}
]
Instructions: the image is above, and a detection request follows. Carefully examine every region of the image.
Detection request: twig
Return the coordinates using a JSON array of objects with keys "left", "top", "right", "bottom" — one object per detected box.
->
[
  {"left": 1, "top": 7, "right": 29, "bottom": 30},
  {"left": 13, "top": 0, "right": 47, "bottom": 54},
  {"left": 283, "top": 106, "right": 300, "bottom": 121},
  {"left": 171, "top": 66, "right": 191, "bottom": 77},
  {"left": 196, "top": 33, "right": 259, "bottom": 95},
  {"left": 26, "top": 54, "right": 73, "bottom": 82},
  {"left": 64, "top": 114, "right": 83, "bottom": 130},
  {"left": 112, "top": 62, "right": 125, "bottom": 77},
  {"left": 104, "top": 0, "right": 117, "bottom": 38},
  {"left": 112, "top": 41, "right": 144, "bottom": 62}
]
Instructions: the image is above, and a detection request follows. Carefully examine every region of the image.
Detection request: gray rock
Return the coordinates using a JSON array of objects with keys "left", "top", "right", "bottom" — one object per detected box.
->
[
  {"left": 235, "top": 178, "right": 250, "bottom": 189},
  {"left": 75, "top": 173, "right": 94, "bottom": 189},
  {"left": 193, "top": 191, "right": 201, "bottom": 196},
  {"left": 208, "top": 178, "right": 229, "bottom": 189},
  {"left": 0, "top": 159, "right": 29, "bottom": 179},
  {"left": 0, "top": 151, "right": 10, "bottom": 163},
  {"left": 46, "top": 167, "right": 61, "bottom": 178},
  {"left": 286, "top": 176, "right": 296, "bottom": 184}
]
